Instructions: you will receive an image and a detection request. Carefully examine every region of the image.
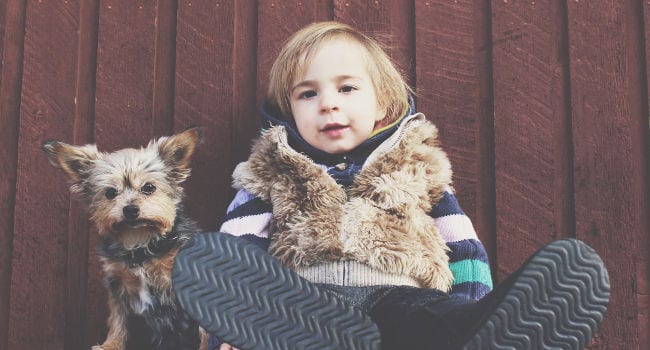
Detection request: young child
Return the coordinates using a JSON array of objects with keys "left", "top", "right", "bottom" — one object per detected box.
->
[{"left": 172, "top": 21, "right": 610, "bottom": 350}]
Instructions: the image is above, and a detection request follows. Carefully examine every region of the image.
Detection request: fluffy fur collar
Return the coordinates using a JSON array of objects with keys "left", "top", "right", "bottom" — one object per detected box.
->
[{"left": 233, "top": 114, "right": 454, "bottom": 290}]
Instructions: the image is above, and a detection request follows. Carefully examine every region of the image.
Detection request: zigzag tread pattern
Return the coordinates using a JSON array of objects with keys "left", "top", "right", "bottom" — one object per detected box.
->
[
  {"left": 463, "top": 239, "right": 610, "bottom": 350},
  {"left": 173, "top": 232, "right": 381, "bottom": 350}
]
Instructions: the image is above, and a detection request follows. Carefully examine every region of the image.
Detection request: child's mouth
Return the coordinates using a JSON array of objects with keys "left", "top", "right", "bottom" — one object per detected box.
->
[{"left": 321, "top": 124, "right": 349, "bottom": 136}]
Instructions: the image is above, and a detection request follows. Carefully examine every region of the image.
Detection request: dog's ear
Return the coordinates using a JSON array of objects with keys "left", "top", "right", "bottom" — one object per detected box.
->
[
  {"left": 42, "top": 141, "right": 100, "bottom": 184},
  {"left": 156, "top": 126, "right": 203, "bottom": 183}
]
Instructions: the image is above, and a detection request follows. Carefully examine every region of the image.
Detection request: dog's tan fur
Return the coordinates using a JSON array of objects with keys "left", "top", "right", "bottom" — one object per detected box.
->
[{"left": 43, "top": 128, "right": 208, "bottom": 350}]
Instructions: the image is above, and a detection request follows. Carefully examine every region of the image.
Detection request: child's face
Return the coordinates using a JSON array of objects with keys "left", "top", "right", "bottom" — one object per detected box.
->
[{"left": 289, "top": 39, "right": 385, "bottom": 154}]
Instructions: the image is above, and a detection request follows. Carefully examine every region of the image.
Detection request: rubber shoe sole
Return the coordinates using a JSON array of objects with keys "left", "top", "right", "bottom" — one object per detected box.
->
[
  {"left": 462, "top": 238, "right": 610, "bottom": 349},
  {"left": 172, "top": 232, "right": 381, "bottom": 350}
]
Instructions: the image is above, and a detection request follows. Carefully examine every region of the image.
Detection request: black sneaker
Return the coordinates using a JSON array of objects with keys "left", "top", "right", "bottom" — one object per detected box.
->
[
  {"left": 172, "top": 232, "right": 381, "bottom": 350},
  {"left": 461, "top": 238, "right": 610, "bottom": 349}
]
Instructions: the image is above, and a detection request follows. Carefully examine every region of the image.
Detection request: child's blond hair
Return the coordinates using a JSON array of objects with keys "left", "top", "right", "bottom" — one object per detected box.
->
[{"left": 267, "top": 21, "right": 412, "bottom": 125}]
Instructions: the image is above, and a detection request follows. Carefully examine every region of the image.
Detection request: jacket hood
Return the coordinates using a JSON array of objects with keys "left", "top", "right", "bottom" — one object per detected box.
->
[{"left": 258, "top": 95, "right": 416, "bottom": 167}]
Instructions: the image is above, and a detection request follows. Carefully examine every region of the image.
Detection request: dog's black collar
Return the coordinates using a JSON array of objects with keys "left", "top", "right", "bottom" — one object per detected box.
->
[{"left": 99, "top": 230, "right": 185, "bottom": 268}]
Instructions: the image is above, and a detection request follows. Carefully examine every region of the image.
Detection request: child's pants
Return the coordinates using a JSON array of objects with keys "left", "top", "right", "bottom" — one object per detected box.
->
[{"left": 318, "top": 284, "right": 479, "bottom": 349}]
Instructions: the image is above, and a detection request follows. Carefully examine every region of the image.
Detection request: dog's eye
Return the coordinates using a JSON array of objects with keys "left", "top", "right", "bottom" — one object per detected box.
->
[
  {"left": 105, "top": 188, "right": 118, "bottom": 200},
  {"left": 141, "top": 183, "right": 156, "bottom": 195}
]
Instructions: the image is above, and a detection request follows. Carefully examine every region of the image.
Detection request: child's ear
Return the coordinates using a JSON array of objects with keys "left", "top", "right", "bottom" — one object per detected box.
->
[
  {"left": 156, "top": 126, "right": 203, "bottom": 183},
  {"left": 42, "top": 141, "right": 100, "bottom": 184}
]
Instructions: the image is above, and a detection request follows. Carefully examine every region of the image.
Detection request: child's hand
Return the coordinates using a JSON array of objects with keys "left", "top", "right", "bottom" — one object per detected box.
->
[{"left": 220, "top": 343, "right": 240, "bottom": 350}]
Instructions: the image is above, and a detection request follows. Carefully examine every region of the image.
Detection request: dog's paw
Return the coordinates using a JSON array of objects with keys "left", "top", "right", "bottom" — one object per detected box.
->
[
  {"left": 91, "top": 345, "right": 116, "bottom": 350},
  {"left": 91, "top": 346, "right": 118, "bottom": 350}
]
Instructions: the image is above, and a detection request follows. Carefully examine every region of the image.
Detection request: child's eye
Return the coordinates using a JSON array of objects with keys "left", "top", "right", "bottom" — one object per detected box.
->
[
  {"left": 298, "top": 90, "right": 317, "bottom": 99},
  {"left": 339, "top": 85, "right": 356, "bottom": 93}
]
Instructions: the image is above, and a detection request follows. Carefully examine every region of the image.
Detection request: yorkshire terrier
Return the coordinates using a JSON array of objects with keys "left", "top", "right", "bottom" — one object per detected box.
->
[{"left": 43, "top": 127, "right": 208, "bottom": 350}]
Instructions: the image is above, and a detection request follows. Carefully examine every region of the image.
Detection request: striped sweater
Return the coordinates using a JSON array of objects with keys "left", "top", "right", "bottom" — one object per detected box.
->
[
  {"left": 218, "top": 103, "right": 493, "bottom": 301},
  {"left": 221, "top": 186, "right": 493, "bottom": 300}
]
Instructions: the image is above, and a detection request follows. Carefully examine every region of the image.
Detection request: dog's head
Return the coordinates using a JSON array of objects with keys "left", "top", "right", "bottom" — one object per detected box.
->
[{"left": 43, "top": 127, "right": 202, "bottom": 246}]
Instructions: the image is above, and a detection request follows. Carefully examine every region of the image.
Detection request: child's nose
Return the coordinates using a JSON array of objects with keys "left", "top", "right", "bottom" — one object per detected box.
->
[{"left": 319, "top": 91, "right": 340, "bottom": 113}]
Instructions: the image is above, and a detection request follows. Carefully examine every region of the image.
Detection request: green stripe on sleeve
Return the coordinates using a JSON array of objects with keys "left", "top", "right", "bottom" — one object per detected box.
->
[{"left": 449, "top": 259, "right": 493, "bottom": 289}]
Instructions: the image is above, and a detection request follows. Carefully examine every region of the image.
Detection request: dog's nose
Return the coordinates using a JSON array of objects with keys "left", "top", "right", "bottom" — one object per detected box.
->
[{"left": 123, "top": 205, "right": 140, "bottom": 220}]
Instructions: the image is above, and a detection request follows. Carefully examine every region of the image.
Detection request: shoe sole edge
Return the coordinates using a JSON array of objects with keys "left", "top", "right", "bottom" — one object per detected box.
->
[
  {"left": 463, "top": 238, "right": 611, "bottom": 350},
  {"left": 172, "top": 232, "right": 381, "bottom": 350}
]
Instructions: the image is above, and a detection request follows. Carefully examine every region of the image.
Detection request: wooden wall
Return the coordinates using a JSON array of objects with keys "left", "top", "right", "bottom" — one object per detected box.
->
[{"left": 0, "top": 1, "right": 648, "bottom": 349}]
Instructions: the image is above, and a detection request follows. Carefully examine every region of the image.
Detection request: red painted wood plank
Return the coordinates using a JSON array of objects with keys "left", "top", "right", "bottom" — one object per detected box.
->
[
  {"left": 88, "top": 1, "right": 159, "bottom": 345},
  {"left": 174, "top": 0, "right": 252, "bottom": 229},
  {"left": 491, "top": 2, "right": 573, "bottom": 280},
  {"left": 257, "top": 0, "right": 331, "bottom": 102},
  {"left": 567, "top": 2, "right": 649, "bottom": 348},
  {"left": 152, "top": 0, "right": 177, "bottom": 137},
  {"left": 414, "top": 1, "right": 496, "bottom": 272},
  {"left": 95, "top": 0, "right": 157, "bottom": 148},
  {"left": 640, "top": 3, "right": 650, "bottom": 347},
  {"left": 66, "top": 2, "right": 99, "bottom": 349},
  {"left": 0, "top": 1, "right": 26, "bottom": 349},
  {"left": 9, "top": 1, "right": 80, "bottom": 348},
  {"left": 333, "top": 0, "right": 414, "bottom": 87},
  {"left": 229, "top": 2, "right": 259, "bottom": 170}
]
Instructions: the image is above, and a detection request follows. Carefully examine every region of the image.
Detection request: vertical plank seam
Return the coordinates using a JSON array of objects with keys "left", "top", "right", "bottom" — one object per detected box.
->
[
  {"left": 152, "top": 0, "right": 178, "bottom": 135},
  {"left": 232, "top": 0, "right": 259, "bottom": 162},
  {"left": 65, "top": 1, "right": 99, "bottom": 349},
  {"left": 633, "top": 0, "right": 650, "bottom": 346},
  {"left": 557, "top": 0, "right": 576, "bottom": 239},
  {"left": 410, "top": 0, "right": 417, "bottom": 95},
  {"left": 406, "top": 0, "right": 416, "bottom": 92},
  {"left": 0, "top": 1, "right": 27, "bottom": 349},
  {"left": 73, "top": 0, "right": 99, "bottom": 145},
  {"left": 477, "top": 0, "right": 498, "bottom": 284}
]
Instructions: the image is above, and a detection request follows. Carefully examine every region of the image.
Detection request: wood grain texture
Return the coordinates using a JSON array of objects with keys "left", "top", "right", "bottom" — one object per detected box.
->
[
  {"left": 333, "top": 0, "right": 414, "bottom": 86},
  {"left": 174, "top": 0, "right": 255, "bottom": 229},
  {"left": 0, "top": 1, "right": 26, "bottom": 349},
  {"left": 66, "top": 2, "right": 99, "bottom": 349},
  {"left": 90, "top": 1, "right": 160, "bottom": 345},
  {"left": 9, "top": 1, "right": 80, "bottom": 348},
  {"left": 229, "top": 1, "right": 259, "bottom": 172},
  {"left": 256, "top": 0, "right": 331, "bottom": 102},
  {"left": 152, "top": 0, "right": 177, "bottom": 137},
  {"left": 491, "top": 2, "right": 573, "bottom": 280},
  {"left": 567, "top": 1, "right": 649, "bottom": 348},
  {"left": 95, "top": 0, "right": 157, "bottom": 148},
  {"left": 641, "top": 2, "right": 650, "bottom": 347},
  {"left": 414, "top": 1, "right": 496, "bottom": 273}
]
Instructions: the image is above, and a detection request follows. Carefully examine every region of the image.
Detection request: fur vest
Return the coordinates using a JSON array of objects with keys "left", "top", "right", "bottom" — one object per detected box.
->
[{"left": 232, "top": 114, "right": 454, "bottom": 291}]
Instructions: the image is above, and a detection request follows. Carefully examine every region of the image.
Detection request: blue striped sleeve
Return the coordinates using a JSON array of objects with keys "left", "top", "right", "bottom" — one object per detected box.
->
[
  {"left": 447, "top": 239, "right": 489, "bottom": 264},
  {"left": 222, "top": 196, "right": 272, "bottom": 222},
  {"left": 430, "top": 189, "right": 493, "bottom": 300},
  {"left": 430, "top": 190, "right": 465, "bottom": 217},
  {"left": 239, "top": 233, "right": 271, "bottom": 251},
  {"left": 447, "top": 239, "right": 493, "bottom": 300},
  {"left": 219, "top": 189, "right": 273, "bottom": 242},
  {"left": 450, "top": 282, "right": 493, "bottom": 300}
]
